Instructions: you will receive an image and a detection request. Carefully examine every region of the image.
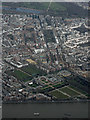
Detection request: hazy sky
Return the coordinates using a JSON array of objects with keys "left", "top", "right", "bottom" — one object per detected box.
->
[{"left": 0, "top": 0, "right": 89, "bottom": 2}]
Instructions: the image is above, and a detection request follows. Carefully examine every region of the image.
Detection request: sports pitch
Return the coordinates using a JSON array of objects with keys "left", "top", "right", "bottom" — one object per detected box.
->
[
  {"left": 59, "top": 86, "right": 81, "bottom": 97},
  {"left": 49, "top": 90, "right": 69, "bottom": 99}
]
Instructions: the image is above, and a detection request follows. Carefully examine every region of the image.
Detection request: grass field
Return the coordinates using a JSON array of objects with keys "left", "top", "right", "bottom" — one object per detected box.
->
[
  {"left": 6, "top": 64, "right": 46, "bottom": 82},
  {"left": 49, "top": 90, "right": 69, "bottom": 99},
  {"left": 21, "top": 64, "right": 46, "bottom": 76},
  {"left": 3, "top": 2, "right": 87, "bottom": 17},
  {"left": 69, "top": 85, "right": 88, "bottom": 96},
  {"left": 60, "top": 86, "right": 80, "bottom": 97},
  {"left": 3, "top": 2, "right": 66, "bottom": 11},
  {"left": 41, "top": 87, "right": 53, "bottom": 92},
  {"left": 52, "top": 82, "right": 64, "bottom": 88},
  {"left": 6, "top": 69, "right": 32, "bottom": 82},
  {"left": 44, "top": 30, "right": 56, "bottom": 43}
]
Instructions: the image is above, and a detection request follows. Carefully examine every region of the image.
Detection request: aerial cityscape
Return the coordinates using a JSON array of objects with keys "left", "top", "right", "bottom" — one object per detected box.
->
[{"left": 1, "top": 2, "right": 90, "bottom": 103}]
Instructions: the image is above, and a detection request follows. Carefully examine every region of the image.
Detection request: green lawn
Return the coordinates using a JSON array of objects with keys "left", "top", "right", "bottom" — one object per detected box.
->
[
  {"left": 53, "top": 82, "right": 64, "bottom": 88},
  {"left": 69, "top": 85, "right": 87, "bottom": 96},
  {"left": 21, "top": 64, "right": 46, "bottom": 76},
  {"left": 49, "top": 2, "right": 66, "bottom": 11},
  {"left": 60, "top": 87, "right": 80, "bottom": 97},
  {"left": 3, "top": 2, "right": 66, "bottom": 11},
  {"left": 6, "top": 69, "right": 32, "bottom": 82},
  {"left": 3, "top": 2, "right": 87, "bottom": 17},
  {"left": 44, "top": 30, "right": 56, "bottom": 43},
  {"left": 41, "top": 87, "right": 53, "bottom": 92},
  {"left": 49, "top": 90, "right": 69, "bottom": 99}
]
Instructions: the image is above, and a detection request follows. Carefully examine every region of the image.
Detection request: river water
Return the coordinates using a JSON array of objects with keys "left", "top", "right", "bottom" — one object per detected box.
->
[
  {"left": 1, "top": 6, "right": 41, "bottom": 14},
  {"left": 2, "top": 102, "right": 89, "bottom": 118}
]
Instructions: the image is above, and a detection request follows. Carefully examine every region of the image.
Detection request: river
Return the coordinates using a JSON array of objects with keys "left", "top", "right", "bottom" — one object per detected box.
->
[
  {"left": 0, "top": 6, "right": 42, "bottom": 14},
  {"left": 2, "top": 102, "right": 89, "bottom": 118}
]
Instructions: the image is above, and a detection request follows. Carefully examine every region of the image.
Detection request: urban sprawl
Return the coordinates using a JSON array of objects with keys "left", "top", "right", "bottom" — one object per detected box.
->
[{"left": 1, "top": 12, "right": 90, "bottom": 102}]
